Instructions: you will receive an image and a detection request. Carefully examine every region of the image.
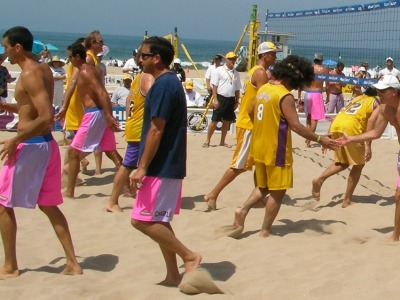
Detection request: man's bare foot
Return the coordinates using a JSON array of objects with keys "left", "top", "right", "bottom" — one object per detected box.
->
[
  {"left": 94, "top": 170, "right": 102, "bottom": 175},
  {"left": 233, "top": 207, "right": 246, "bottom": 229},
  {"left": 388, "top": 234, "right": 400, "bottom": 243},
  {"left": 311, "top": 178, "right": 323, "bottom": 201},
  {"left": 80, "top": 160, "right": 90, "bottom": 175},
  {"left": 0, "top": 267, "right": 20, "bottom": 279},
  {"left": 63, "top": 190, "right": 75, "bottom": 199},
  {"left": 157, "top": 275, "right": 181, "bottom": 287},
  {"left": 220, "top": 143, "right": 232, "bottom": 148},
  {"left": 204, "top": 195, "right": 217, "bottom": 211},
  {"left": 342, "top": 200, "right": 356, "bottom": 208},
  {"left": 106, "top": 204, "right": 123, "bottom": 213},
  {"left": 61, "top": 264, "right": 83, "bottom": 275},
  {"left": 259, "top": 229, "right": 272, "bottom": 237},
  {"left": 184, "top": 253, "right": 202, "bottom": 273}
]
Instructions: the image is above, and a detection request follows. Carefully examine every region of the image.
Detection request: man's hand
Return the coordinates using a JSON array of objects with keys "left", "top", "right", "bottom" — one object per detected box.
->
[
  {"left": 0, "top": 138, "right": 18, "bottom": 162},
  {"left": 336, "top": 130, "right": 351, "bottom": 147},
  {"left": 106, "top": 114, "right": 120, "bottom": 132},
  {"left": 54, "top": 107, "right": 67, "bottom": 122},
  {"left": 130, "top": 167, "right": 146, "bottom": 190}
]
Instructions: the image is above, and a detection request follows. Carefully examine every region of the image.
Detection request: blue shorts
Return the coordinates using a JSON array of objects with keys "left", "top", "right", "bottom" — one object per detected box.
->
[{"left": 122, "top": 142, "right": 140, "bottom": 169}]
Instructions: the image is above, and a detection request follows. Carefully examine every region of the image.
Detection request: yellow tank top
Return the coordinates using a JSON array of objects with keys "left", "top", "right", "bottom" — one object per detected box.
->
[
  {"left": 125, "top": 73, "right": 146, "bottom": 142},
  {"left": 236, "top": 65, "right": 264, "bottom": 130},
  {"left": 251, "top": 83, "right": 292, "bottom": 166},
  {"left": 65, "top": 63, "right": 84, "bottom": 131},
  {"left": 86, "top": 51, "right": 99, "bottom": 69},
  {"left": 330, "top": 95, "right": 378, "bottom": 135}
]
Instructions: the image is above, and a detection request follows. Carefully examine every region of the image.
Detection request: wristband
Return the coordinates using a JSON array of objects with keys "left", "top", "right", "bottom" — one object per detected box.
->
[{"left": 316, "top": 135, "right": 321, "bottom": 143}]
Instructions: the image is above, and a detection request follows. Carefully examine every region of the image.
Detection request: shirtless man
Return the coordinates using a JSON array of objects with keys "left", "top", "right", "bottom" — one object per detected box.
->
[
  {"left": 61, "top": 42, "right": 120, "bottom": 198},
  {"left": 0, "top": 26, "right": 82, "bottom": 278},
  {"left": 326, "top": 62, "right": 346, "bottom": 113},
  {"left": 298, "top": 53, "right": 329, "bottom": 147},
  {"left": 338, "top": 75, "right": 400, "bottom": 242}
]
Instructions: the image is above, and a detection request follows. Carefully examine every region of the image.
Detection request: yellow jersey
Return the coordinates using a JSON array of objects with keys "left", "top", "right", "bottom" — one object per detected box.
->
[
  {"left": 251, "top": 83, "right": 292, "bottom": 166},
  {"left": 125, "top": 73, "right": 146, "bottom": 142},
  {"left": 65, "top": 63, "right": 84, "bottom": 131},
  {"left": 236, "top": 65, "right": 264, "bottom": 130},
  {"left": 330, "top": 94, "right": 378, "bottom": 135}
]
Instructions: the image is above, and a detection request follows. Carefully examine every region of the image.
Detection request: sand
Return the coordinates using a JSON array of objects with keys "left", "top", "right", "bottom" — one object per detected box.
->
[
  {"left": 0, "top": 129, "right": 399, "bottom": 299},
  {"left": 1, "top": 62, "right": 400, "bottom": 299}
]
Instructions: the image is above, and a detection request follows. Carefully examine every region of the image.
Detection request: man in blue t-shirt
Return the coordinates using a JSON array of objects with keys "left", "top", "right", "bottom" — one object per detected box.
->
[{"left": 130, "top": 37, "right": 201, "bottom": 287}]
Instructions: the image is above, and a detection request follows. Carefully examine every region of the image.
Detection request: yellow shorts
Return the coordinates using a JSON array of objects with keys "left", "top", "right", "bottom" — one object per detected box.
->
[
  {"left": 254, "top": 162, "right": 293, "bottom": 190},
  {"left": 230, "top": 127, "right": 253, "bottom": 171},
  {"left": 332, "top": 132, "right": 365, "bottom": 165}
]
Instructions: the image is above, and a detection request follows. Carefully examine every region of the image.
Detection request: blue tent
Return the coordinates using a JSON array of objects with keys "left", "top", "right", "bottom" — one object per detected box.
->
[{"left": 323, "top": 59, "right": 337, "bottom": 67}]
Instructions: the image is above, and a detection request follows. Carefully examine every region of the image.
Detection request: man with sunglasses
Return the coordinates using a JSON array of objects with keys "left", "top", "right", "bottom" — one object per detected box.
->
[
  {"left": 130, "top": 37, "right": 201, "bottom": 286},
  {"left": 338, "top": 75, "right": 400, "bottom": 242}
]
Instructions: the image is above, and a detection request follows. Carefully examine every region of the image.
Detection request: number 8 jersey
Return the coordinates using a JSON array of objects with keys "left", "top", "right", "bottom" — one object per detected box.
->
[{"left": 251, "top": 83, "right": 293, "bottom": 167}]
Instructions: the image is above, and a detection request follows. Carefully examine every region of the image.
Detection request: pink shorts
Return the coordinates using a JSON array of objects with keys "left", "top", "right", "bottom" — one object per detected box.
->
[
  {"left": 304, "top": 91, "right": 325, "bottom": 120},
  {"left": 71, "top": 107, "right": 116, "bottom": 152},
  {"left": 0, "top": 134, "right": 63, "bottom": 208},
  {"left": 131, "top": 176, "right": 183, "bottom": 222}
]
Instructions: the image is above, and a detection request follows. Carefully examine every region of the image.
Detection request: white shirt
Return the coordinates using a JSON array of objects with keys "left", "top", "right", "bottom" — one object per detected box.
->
[
  {"left": 378, "top": 67, "right": 400, "bottom": 81},
  {"left": 185, "top": 90, "right": 203, "bottom": 107},
  {"left": 111, "top": 86, "right": 130, "bottom": 106},
  {"left": 211, "top": 65, "right": 241, "bottom": 97},
  {"left": 122, "top": 58, "right": 138, "bottom": 73},
  {"left": 205, "top": 64, "right": 217, "bottom": 80},
  {"left": 50, "top": 66, "right": 66, "bottom": 88}
]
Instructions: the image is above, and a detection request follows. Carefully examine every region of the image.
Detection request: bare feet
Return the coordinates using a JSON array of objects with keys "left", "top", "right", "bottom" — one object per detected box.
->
[
  {"left": 157, "top": 275, "right": 181, "bottom": 287},
  {"left": 305, "top": 139, "right": 311, "bottom": 148},
  {"left": 184, "top": 253, "right": 202, "bottom": 274},
  {"left": 80, "top": 160, "right": 90, "bottom": 175},
  {"left": 220, "top": 143, "right": 232, "bottom": 148},
  {"left": 60, "top": 264, "right": 83, "bottom": 275},
  {"left": 311, "top": 178, "right": 323, "bottom": 201},
  {"left": 342, "top": 199, "right": 356, "bottom": 208},
  {"left": 63, "top": 190, "right": 75, "bottom": 199},
  {"left": 259, "top": 229, "right": 272, "bottom": 237},
  {"left": 204, "top": 195, "right": 216, "bottom": 211},
  {"left": 106, "top": 204, "right": 123, "bottom": 213},
  {"left": 202, "top": 143, "right": 209, "bottom": 148},
  {"left": 388, "top": 234, "right": 399, "bottom": 243},
  {"left": 0, "top": 267, "right": 20, "bottom": 279},
  {"left": 233, "top": 207, "right": 246, "bottom": 229}
]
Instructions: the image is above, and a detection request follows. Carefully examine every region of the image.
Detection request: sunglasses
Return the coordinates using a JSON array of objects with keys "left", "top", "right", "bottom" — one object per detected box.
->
[{"left": 141, "top": 52, "right": 156, "bottom": 59}]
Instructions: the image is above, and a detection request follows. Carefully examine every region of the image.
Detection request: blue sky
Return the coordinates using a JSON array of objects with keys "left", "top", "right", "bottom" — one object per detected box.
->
[{"left": 2, "top": 0, "right": 367, "bottom": 41}]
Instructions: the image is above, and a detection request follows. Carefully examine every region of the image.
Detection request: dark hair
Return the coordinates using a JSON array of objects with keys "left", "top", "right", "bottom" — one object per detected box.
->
[
  {"left": 337, "top": 62, "right": 345, "bottom": 69},
  {"left": 75, "top": 37, "right": 85, "bottom": 44},
  {"left": 3, "top": 26, "right": 33, "bottom": 52},
  {"left": 142, "top": 36, "right": 174, "bottom": 67},
  {"left": 364, "top": 87, "right": 378, "bottom": 97},
  {"left": 271, "top": 55, "right": 314, "bottom": 90},
  {"left": 69, "top": 42, "right": 86, "bottom": 60}
]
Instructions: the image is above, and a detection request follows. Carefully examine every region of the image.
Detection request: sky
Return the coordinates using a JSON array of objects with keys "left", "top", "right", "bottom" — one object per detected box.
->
[{"left": 2, "top": 0, "right": 369, "bottom": 41}]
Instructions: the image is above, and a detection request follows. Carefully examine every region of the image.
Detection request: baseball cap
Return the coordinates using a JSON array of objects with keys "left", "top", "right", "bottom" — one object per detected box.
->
[
  {"left": 173, "top": 58, "right": 181, "bottom": 64},
  {"left": 185, "top": 80, "right": 194, "bottom": 89},
  {"left": 373, "top": 75, "right": 400, "bottom": 90},
  {"left": 359, "top": 67, "right": 367, "bottom": 72},
  {"left": 225, "top": 52, "right": 238, "bottom": 59},
  {"left": 314, "top": 53, "right": 323, "bottom": 61},
  {"left": 123, "top": 74, "right": 132, "bottom": 81},
  {"left": 257, "top": 42, "right": 279, "bottom": 54},
  {"left": 214, "top": 54, "right": 223, "bottom": 60},
  {"left": 386, "top": 57, "right": 394, "bottom": 62}
]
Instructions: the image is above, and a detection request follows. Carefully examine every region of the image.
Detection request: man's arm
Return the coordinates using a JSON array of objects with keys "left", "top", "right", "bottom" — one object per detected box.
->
[
  {"left": 131, "top": 117, "right": 166, "bottom": 186},
  {"left": 0, "top": 102, "right": 19, "bottom": 114},
  {"left": 55, "top": 67, "right": 79, "bottom": 121}
]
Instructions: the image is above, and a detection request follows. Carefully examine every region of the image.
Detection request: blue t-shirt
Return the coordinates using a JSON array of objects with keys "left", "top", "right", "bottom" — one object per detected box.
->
[{"left": 139, "top": 72, "right": 187, "bottom": 178}]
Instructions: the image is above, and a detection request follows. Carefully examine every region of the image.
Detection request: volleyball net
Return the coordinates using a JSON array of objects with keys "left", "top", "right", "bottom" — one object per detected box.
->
[{"left": 266, "top": 1, "right": 400, "bottom": 86}]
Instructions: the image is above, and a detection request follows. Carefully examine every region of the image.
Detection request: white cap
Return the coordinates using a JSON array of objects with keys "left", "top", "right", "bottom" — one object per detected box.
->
[
  {"left": 358, "top": 66, "right": 366, "bottom": 72},
  {"left": 386, "top": 57, "right": 394, "bottom": 62},
  {"left": 173, "top": 58, "right": 181, "bottom": 64},
  {"left": 373, "top": 75, "right": 400, "bottom": 90},
  {"left": 257, "top": 42, "right": 280, "bottom": 54}
]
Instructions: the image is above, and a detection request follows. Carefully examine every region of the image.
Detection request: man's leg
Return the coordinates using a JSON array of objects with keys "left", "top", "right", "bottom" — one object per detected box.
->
[
  {"left": 0, "top": 206, "right": 19, "bottom": 278},
  {"left": 305, "top": 114, "right": 312, "bottom": 147},
  {"left": 259, "top": 190, "right": 286, "bottom": 237},
  {"left": 204, "top": 168, "right": 246, "bottom": 210},
  {"left": 204, "top": 121, "right": 218, "bottom": 147},
  {"left": 219, "top": 120, "right": 230, "bottom": 146},
  {"left": 390, "top": 187, "right": 400, "bottom": 242},
  {"left": 39, "top": 205, "right": 82, "bottom": 275},
  {"left": 131, "top": 220, "right": 201, "bottom": 286},
  {"left": 107, "top": 166, "right": 133, "bottom": 212},
  {"left": 64, "top": 148, "right": 89, "bottom": 198},
  {"left": 105, "top": 150, "right": 123, "bottom": 169},
  {"left": 234, "top": 187, "right": 269, "bottom": 230},
  {"left": 94, "top": 151, "right": 103, "bottom": 175},
  {"left": 342, "top": 165, "right": 364, "bottom": 208},
  {"left": 312, "top": 163, "right": 348, "bottom": 201}
]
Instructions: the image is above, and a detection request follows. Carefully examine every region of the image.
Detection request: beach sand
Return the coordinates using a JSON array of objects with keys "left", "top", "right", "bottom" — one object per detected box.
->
[{"left": 0, "top": 128, "right": 399, "bottom": 299}]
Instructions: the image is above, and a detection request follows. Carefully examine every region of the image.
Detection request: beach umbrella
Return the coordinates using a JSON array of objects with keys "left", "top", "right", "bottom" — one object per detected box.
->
[
  {"left": 323, "top": 59, "right": 337, "bottom": 67},
  {"left": 33, "top": 39, "right": 45, "bottom": 55},
  {"left": 45, "top": 43, "right": 59, "bottom": 51}
]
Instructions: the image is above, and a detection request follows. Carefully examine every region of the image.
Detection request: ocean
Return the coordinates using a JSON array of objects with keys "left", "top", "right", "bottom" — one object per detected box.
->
[{"left": 21, "top": 30, "right": 239, "bottom": 70}]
